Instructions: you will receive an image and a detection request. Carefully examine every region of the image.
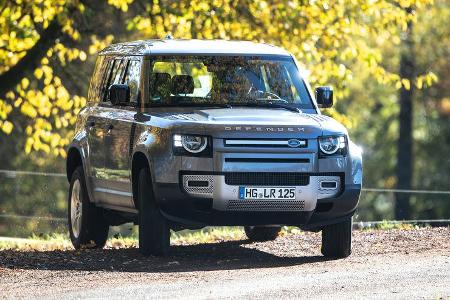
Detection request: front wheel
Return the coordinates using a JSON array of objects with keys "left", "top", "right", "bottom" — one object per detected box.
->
[
  {"left": 244, "top": 226, "right": 281, "bottom": 242},
  {"left": 321, "top": 218, "right": 352, "bottom": 258},
  {"left": 138, "top": 168, "right": 170, "bottom": 256},
  {"left": 68, "top": 166, "right": 109, "bottom": 249}
]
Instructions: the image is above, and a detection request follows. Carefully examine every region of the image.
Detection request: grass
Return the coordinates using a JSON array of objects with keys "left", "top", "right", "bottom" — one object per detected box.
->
[
  {"left": 358, "top": 220, "right": 422, "bottom": 231},
  {"left": 0, "top": 233, "right": 72, "bottom": 251},
  {"left": 0, "top": 221, "right": 434, "bottom": 251},
  {"left": 0, "top": 227, "right": 247, "bottom": 251},
  {"left": 171, "top": 226, "right": 245, "bottom": 245}
]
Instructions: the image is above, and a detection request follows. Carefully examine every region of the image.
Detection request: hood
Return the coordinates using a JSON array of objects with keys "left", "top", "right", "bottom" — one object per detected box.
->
[{"left": 153, "top": 107, "right": 347, "bottom": 138}]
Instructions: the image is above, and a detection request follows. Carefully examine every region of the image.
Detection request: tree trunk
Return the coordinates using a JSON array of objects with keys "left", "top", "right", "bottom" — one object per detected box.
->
[{"left": 395, "top": 12, "right": 415, "bottom": 220}]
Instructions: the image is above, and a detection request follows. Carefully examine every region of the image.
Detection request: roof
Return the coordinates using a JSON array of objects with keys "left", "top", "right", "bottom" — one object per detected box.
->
[{"left": 98, "top": 39, "right": 292, "bottom": 57}]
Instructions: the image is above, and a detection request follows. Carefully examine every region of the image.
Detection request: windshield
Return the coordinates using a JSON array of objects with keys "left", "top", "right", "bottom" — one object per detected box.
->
[{"left": 147, "top": 55, "right": 313, "bottom": 109}]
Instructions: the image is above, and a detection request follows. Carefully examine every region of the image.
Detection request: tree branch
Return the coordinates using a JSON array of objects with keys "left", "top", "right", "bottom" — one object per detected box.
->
[{"left": 0, "top": 18, "right": 61, "bottom": 99}]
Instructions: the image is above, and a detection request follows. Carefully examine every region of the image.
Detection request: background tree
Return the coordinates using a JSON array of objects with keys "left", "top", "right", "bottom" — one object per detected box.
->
[
  {"left": 395, "top": 7, "right": 415, "bottom": 220},
  {"left": 0, "top": 0, "right": 436, "bottom": 154},
  {"left": 0, "top": 0, "right": 448, "bottom": 237}
]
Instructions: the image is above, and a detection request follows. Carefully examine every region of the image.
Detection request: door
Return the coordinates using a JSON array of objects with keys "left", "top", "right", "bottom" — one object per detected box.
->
[
  {"left": 90, "top": 58, "right": 128, "bottom": 205},
  {"left": 85, "top": 57, "right": 115, "bottom": 202},
  {"left": 102, "top": 58, "right": 142, "bottom": 208},
  {"left": 86, "top": 113, "right": 107, "bottom": 188}
]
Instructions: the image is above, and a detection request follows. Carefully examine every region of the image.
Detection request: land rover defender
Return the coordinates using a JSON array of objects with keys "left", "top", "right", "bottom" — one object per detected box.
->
[{"left": 66, "top": 39, "right": 362, "bottom": 258}]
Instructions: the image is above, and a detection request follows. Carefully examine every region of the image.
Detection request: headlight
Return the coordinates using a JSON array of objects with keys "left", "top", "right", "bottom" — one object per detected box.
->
[
  {"left": 319, "top": 136, "right": 346, "bottom": 155},
  {"left": 173, "top": 134, "right": 210, "bottom": 155}
]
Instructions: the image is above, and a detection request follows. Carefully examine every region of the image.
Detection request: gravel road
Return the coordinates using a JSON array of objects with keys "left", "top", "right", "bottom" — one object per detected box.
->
[{"left": 1, "top": 227, "right": 449, "bottom": 299}]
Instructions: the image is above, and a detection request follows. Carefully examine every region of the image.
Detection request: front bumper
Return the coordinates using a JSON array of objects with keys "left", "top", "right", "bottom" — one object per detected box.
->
[{"left": 154, "top": 172, "right": 361, "bottom": 230}]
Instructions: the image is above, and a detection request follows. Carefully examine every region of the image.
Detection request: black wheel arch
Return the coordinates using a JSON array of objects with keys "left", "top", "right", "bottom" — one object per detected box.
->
[
  {"left": 66, "top": 147, "right": 83, "bottom": 182},
  {"left": 131, "top": 151, "right": 153, "bottom": 209}
]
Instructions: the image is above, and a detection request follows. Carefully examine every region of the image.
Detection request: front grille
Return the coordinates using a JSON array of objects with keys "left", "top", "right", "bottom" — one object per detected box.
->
[
  {"left": 224, "top": 158, "right": 310, "bottom": 163},
  {"left": 224, "top": 172, "right": 310, "bottom": 186},
  {"left": 224, "top": 139, "right": 307, "bottom": 148},
  {"left": 227, "top": 199, "right": 305, "bottom": 211}
]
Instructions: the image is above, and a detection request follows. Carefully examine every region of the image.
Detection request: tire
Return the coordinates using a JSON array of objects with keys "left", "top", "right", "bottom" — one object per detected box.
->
[
  {"left": 138, "top": 168, "right": 170, "bottom": 256},
  {"left": 321, "top": 218, "right": 352, "bottom": 258},
  {"left": 68, "top": 166, "right": 109, "bottom": 249},
  {"left": 244, "top": 226, "right": 281, "bottom": 242}
]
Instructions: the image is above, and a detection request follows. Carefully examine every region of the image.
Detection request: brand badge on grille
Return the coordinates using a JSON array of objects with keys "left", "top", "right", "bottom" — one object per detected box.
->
[{"left": 287, "top": 139, "right": 303, "bottom": 148}]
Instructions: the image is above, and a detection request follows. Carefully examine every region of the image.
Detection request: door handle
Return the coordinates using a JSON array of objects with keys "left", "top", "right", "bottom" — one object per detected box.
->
[{"left": 106, "top": 124, "right": 114, "bottom": 132}]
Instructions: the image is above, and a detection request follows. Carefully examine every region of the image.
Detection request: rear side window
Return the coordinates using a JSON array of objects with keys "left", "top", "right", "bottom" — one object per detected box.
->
[
  {"left": 109, "top": 59, "right": 127, "bottom": 86},
  {"left": 99, "top": 58, "right": 114, "bottom": 102},
  {"left": 87, "top": 56, "right": 105, "bottom": 103},
  {"left": 123, "top": 60, "right": 141, "bottom": 103},
  {"left": 100, "top": 58, "right": 127, "bottom": 102}
]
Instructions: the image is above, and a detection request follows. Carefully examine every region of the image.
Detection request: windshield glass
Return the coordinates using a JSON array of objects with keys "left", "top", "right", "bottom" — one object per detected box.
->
[{"left": 147, "top": 55, "right": 313, "bottom": 109}]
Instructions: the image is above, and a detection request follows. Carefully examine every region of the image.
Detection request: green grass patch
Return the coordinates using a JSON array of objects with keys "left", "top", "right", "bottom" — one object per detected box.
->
[
  {"left": 359, "top": 220, "right": 423, "bottom": 231},
  {"left": 0, "top": 226, "right": 247, "bottom": 251},
  {"left": 1, "top": 223, "right": 432, "bottom": 251}
]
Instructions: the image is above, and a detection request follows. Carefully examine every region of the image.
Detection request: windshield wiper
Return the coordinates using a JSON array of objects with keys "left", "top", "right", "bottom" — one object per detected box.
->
[
  {"left": 228, "top": 102, "right": 301, "bottom": 113},
  {"left": 149, "top": 102, "right": 232, "bottom": 108},
  {"left": 146, "top": 101, "right": 300, "bottom": 112}
]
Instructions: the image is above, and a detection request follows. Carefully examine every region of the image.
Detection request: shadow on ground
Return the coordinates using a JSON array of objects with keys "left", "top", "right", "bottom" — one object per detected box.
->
[{"left": 0, "top": 239, "right": 328, "bottom": 273}]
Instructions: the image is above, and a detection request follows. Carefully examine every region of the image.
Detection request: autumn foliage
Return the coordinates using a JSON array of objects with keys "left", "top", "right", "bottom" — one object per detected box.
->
[{"left": 0, "top": 0, "right": 438, "bottom": 156}]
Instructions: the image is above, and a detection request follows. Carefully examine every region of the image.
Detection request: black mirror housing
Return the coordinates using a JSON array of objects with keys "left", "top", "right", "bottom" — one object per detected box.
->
[
  {"left": 315, "top": 86, "right": 333, "bottom": 108},
  {"left": 108, "top": 84, "right": 130, "bottom": 105}
]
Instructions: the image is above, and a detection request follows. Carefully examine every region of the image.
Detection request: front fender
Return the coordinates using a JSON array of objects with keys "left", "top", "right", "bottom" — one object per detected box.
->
[
  {"left": 348, "top": 139, "right": 363, "bottom": 186},
  {"left": 133, "top": 127, "right": 181, "bottom": 184}
]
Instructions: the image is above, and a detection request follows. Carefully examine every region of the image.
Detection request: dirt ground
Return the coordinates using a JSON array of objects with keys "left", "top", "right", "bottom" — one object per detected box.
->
[{"left": 0, "top": 227, "right": 449, "bottom": 299}]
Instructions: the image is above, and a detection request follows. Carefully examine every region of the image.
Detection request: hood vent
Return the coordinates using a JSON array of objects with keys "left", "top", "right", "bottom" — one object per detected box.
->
[
  {"left": 306, "top": 114, "right": 329, "bottom": 122},
  {"left": 164, "top": 113, "right": 198, "bottom": 121}
]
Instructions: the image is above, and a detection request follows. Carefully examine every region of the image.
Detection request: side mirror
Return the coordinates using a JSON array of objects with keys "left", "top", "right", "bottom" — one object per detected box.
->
[
  {"left": 315, "top": 86, "right": 333, "bottom": 108},
  {"left": 108, "top": 84, "right": 130, "bottom": 105}
]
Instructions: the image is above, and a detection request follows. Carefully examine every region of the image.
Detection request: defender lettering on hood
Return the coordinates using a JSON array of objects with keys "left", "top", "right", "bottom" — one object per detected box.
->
[{"left": 224, "top": 126, "right": 306, "bottom": 132}]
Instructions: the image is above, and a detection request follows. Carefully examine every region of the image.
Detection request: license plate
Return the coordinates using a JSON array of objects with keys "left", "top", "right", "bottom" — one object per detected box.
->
[{"left": 239, "top": 187, "right": 296, "bottom": 200}]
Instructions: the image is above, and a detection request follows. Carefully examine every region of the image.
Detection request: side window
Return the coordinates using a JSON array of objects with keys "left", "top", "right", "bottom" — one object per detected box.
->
[
  {"left": 99, "top": 58, "right": 114, "bottom": 102},
  {"left": 100, "top": 58, "right": 127, "bottom": 102},
  {"left": 124, "top": 60, "right": 141, "bottom": 103},
  {"left": 87, "top": 56, "right": 105, "bottom": 103},
  {"left": 110, "top": 59, "right": 127, "bottom": 85}
]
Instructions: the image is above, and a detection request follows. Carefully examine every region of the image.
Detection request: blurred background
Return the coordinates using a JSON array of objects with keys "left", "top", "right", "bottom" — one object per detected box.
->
[{"left": 0, "top": 0, "right": 448, "bottom": 237}]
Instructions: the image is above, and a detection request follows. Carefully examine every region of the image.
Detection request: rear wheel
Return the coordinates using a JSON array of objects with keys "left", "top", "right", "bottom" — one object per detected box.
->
[
  {"left": 68, "top": 166, "right": 109, "bottom": 249},
  {"left": 244, "top": 226, "right": 281, "bottom": 242},
  {"left": 138, "top": 168, "right": 170, "bottom": 256},
  {"left": 321, "top": 218, "right": 352, "bottom": 258}
]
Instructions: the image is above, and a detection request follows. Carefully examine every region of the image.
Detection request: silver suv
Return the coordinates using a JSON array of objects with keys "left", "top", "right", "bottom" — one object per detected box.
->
[{"left": 66, "top": 39, "right": 362, "bottom": 258}]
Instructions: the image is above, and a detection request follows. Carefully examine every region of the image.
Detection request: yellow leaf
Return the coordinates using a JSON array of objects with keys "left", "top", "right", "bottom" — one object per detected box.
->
[
  {"left": 416, "top": 77, "right": 423, "bottom": 89},
  {"left": 34, "top": 68, "right": 44, "bottom": 80},
  {"left": 21, "top": 78, "right": 30, "bottom": 89},
  {"left": 21, "top": 103, "right": 37, "bottom": 118},
  {"left": 14, "top": 98, "right": 23, "bottom": 107},
  {"left": 60, "top": 148, "right": 67, "bottom": 158},
  {"left": 1, "top": 120, "right": 13, "bottom": 134},
  {"left": 79, "top": 51, "right": 87, "bottom": 61},
  {"left": 5, "top": 91, "right": 15, "bottom": 100},
  {"left": 401, "top": 78, "right": 410, "bottom": 90},
  {"left": 50, "top": 134, "right": 59, "bottom": 147}
]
